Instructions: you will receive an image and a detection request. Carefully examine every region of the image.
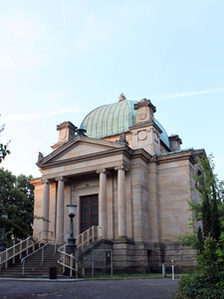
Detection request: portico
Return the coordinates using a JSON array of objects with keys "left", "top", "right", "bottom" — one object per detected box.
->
[{"left": 36, "top": 137, "right": 133, "bottom": 244}]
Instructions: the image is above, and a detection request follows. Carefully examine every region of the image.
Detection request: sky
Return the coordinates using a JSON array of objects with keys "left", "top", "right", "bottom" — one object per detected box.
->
[{"left": 0, "top": 0, "right": 224, "bottom": 180}]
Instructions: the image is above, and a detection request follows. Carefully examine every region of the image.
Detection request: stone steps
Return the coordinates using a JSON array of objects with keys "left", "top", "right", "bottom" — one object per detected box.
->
[{"left": 0, "top": 244, "right": 66, "bottom": 278}]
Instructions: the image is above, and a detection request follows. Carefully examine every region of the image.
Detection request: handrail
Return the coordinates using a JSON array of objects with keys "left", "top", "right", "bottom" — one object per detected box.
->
[
  {"left": 0, "top": 230, "right": 54, "bottom": 271},
  {"left": 76, "top": 225, "right": 104, "bottom": 250},
  {"left": 57, "top": 226, "right": 104, "bottom": 277},
  {"left": 58, "top": 243, "right": 77, "bottom": 276},
  {"left": 21, "top": 239, "right": 53, "bottom": 275},
  {"left": 21, "top": 231, "right": 66, "bottom": 276}
]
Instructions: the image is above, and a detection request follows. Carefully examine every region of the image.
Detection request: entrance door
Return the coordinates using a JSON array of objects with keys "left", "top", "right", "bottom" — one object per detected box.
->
[{"left": 80, "top": 195, "right": 98, "bottom": 233}]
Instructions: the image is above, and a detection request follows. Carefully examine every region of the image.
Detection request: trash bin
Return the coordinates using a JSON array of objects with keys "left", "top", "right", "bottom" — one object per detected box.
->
[{"left": 49, "top": 266, "right": 57, "bottom": 279}]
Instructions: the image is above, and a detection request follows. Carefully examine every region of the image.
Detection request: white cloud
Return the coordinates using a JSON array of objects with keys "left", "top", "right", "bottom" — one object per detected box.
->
[
  {"left": 2, "top": 109, "right": 82, "bottom": 122},
  {"left": 156, "top": 88, "right": 224, "bottom": 101}
]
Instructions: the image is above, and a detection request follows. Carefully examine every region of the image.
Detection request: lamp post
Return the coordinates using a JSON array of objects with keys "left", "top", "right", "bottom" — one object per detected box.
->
[
  {"left": 66, "top": 204, "right": 77, "bottom": 254},
  {"left": 0, "top": 212, "right": 8, "bottom": 252}
]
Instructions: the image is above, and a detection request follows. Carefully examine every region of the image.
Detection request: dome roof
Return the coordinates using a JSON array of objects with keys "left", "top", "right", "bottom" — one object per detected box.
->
[
  {"left": 154, "top": 119, "right": 170, "bottom": 149},
  {"left": 81, "top": 99, "right": 136, "bottom": 138},
  {"left": 80, "top": 99, "right": 170, "bottom": 148}
]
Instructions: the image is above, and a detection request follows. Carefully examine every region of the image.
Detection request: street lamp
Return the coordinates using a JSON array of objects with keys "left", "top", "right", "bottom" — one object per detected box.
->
[
  {"left": 66, "top": 204, "right": 77, "bottom": 254},
  {"left": 0, "top": 211, "right": 8, "bottom": 252}
]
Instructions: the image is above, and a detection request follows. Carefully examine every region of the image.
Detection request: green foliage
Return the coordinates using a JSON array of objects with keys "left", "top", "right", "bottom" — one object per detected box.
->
[
  {"left": 179, "top": 232, "right": 198, "bottom": 249},
  {"left": 177, "top": 155, "right": 224, "bottom": 299},
  {"left": 211, "top": 185, "right": 221, "bottom": 241},
  {"left": 197, "top": 226, "right": 204, "bottom": 254},
  {"left": 188, "top": 199, "right": 202, "bottom": 221},
  {"left": 176, "top": 272, "right": 224, "bottom": 299},
  {"left": 0, "top": 143, "right": 10, "bottom": 163},
  {"left": 202, "top": 193, "right": 211, "bottom": 238},
  {"left": 0, "top": 124, "right": 10, "bottom": 163},
  {"left": 0, "top": 168, "right": 34, "bottom": 244},
  {"left": 188, "top": 154, "right": 223, "bottom": 246},
  {"left": 196, "top": 238, "right": 224, "bottom": 274}
]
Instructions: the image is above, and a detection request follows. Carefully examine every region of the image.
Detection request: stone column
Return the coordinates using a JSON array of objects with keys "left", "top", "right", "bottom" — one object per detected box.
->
[
  {"left": 42, "top": 180, "right": 49, "bottom": 237},
  {"left": 126, "top": 171, "right": 133, "bottom": 239},
  {"left": 117, "top": 166, "right": 127, "bottom": 238},
  {"left": 97, "top": 169, "right": 107, "bottom": 236},
  {"left": 56, "top": 177, "right": 64, "bottom": 242}
]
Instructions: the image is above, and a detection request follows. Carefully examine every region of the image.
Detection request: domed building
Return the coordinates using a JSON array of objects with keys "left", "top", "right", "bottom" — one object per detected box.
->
[{"left": 32, "top": 95, "right": 202, "bottom": 274}]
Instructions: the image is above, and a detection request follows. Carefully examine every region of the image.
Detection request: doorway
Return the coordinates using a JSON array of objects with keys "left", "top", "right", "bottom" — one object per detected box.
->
[{"left": 80, "top": 195, "right": 98, "bottom": 233}]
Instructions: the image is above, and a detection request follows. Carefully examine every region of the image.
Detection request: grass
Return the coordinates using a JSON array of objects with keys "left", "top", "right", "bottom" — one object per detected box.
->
[
  {"left": 87, "top": 273, "right": 163, "bottom": 280},
  {"left": 86, "top": 273, "right": 189, "bottom": 280}
]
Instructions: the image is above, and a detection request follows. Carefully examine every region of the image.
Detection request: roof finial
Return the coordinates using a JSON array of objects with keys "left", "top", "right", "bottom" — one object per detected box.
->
[{"left": 119, "top": 93, "right": 126, "bottom": 101}]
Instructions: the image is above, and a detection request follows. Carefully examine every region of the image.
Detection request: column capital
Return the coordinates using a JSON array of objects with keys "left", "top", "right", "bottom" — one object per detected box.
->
[
  {"left": 114, "top": 164, "right": 130, "bottom": 172},
  {"left": 55, "top": 176, "right": 66, "bottom": 182},
  {"left": 41, "top": 178, "right": 49, "bottom": 184},
  {"left": 96, "top": 168, "right": 107, "bottom": 174}
]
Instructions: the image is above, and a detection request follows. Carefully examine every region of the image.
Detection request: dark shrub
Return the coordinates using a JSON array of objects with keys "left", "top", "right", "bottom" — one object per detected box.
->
[{"left": 176, "top": 272, "right": 224, "bottom": 298}]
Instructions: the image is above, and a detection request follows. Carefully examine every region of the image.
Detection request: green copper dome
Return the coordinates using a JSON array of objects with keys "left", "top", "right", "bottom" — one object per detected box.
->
[
  {"left": 80, "top": 99, "right": 136, "bottom": 138},
  {"left": 154, "top": 119, "right": 170, "bottom": 149},
  {"left": 80, "top": 98, "right": 170, "bottom": 148}
]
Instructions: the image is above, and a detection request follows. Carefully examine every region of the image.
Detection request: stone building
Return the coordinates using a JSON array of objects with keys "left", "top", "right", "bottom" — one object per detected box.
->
[{"left": 32, "top": 95, "right": 202, "bottom": 273}]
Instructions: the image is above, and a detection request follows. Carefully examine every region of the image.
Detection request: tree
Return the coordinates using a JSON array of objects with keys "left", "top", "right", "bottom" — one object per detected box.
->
[
  {"left": 193, "top": 155, "right": 222, "bottom": 243},
  {"left": 0, "top": 168, "right": 34, "bottom": 244},
  {"left": 0, "top": 123, "right": 10, "bottom": 163},
  {"left": 177, "top": 155, "right": 224, "bottom": 298}
]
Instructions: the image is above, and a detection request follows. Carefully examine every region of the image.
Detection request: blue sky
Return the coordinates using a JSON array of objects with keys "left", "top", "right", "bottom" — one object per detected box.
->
[{"left": 0, "top": 0, "right": 224, "bottom": 179}]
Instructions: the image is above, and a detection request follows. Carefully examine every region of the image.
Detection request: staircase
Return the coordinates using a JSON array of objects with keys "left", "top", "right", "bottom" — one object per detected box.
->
[
  {"left": 0, "top": 226, "right": 104, "bottom": 278},
  {"left": 0, "top": 244, "right": 63, "bottom": 278}
]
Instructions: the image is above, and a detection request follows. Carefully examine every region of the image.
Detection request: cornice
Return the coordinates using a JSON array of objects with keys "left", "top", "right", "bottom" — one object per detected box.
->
[
  {"left": 156, "top": 150, "right": 200, "bottom": 165},
  {"left": 38, "top": 136, "right": 126, "bottom": 168},
  {"left": 39, "top": 146, "right": 132, "bottom": 170},
  {"left": 30, "top": 177, "right": 42, "bottom": 186},
  {"left": 131, "top": 148, "right": 152, "bottom": 163}
]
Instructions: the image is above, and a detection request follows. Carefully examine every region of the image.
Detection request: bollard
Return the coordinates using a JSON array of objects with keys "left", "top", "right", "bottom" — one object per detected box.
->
[
  {"left": 171, "top": 260, "right": 175, "bottom": 280},
  {"left": 162, "top": 263, "right": 166, "bottom": 278}
]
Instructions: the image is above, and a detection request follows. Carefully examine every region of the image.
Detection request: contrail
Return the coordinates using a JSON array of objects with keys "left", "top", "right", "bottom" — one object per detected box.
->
[
  {"left": 156, "top": 87, "right": 224, "bottom": 101},
  {"left": 2, "top": 108, "right": 82, "bottom": 122}
]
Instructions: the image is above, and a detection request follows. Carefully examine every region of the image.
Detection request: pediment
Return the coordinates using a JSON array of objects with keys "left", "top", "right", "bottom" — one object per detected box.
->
[
  {"left": 38, "top": 136, "right": 124, "bottom": 167},
  {"left": 54, "top": 140, "right": 116, "bottom": 161}
]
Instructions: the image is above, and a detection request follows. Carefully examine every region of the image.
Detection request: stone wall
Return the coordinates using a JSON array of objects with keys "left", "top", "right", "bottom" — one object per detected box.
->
[
  {"left": 157, "top": 159, "right": 193, "bottom": 242},
  {"left": 78, "top": 239, "right": 196, "bottom": 276}
]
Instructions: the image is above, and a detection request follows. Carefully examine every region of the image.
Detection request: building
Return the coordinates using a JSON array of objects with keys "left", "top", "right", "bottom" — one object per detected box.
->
[{"left": 32, "top": 95, "right": 202, "bottom": 273}]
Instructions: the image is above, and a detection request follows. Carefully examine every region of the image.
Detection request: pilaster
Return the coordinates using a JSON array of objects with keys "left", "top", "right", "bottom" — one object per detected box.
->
[
  {"left": 115, "top": 165, "right": 127, "bottom": 239},
  {"left": 97, "top": 169, "right": 107, "bottom": 237},
  {"left": 42, "top": 179, "right": 49, "bottom": 233},
  {"left": 56, "top": 177, "right": 65, "bottom": 242}
]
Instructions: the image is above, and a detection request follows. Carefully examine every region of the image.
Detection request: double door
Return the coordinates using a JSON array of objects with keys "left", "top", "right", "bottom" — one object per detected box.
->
[{"left": 80, "top": 195, "right": 98, "bottom": 233}]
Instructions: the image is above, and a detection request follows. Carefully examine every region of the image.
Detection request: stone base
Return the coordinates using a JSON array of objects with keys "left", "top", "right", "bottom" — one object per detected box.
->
[
  {"left": 78, "top": 239, "right": 196, "bottom": 276},
  {"left": 147, "top": 242, "right": 196, "bottom": 273}
]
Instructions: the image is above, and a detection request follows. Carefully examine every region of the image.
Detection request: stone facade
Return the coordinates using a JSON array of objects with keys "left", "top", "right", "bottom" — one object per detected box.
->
[{"left": 31, "top": 97, "right": 203, "bottom": 273}]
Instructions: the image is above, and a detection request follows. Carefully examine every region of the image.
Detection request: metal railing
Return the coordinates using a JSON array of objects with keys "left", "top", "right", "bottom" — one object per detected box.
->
[
  {"left": 58, "top": 243, "right": 77, "bottom": 277},
  {"left": 0, "top": 230, "right": 54, "bottom": 271},
  {"left": 58, "top": 226, "right": 104, "bottom": 277},
  {"left": 76, "top": 226, "right": 104, "bottom": 250},
  {"left": 21, "top": 234, "right": 55, "bottom": 276}
]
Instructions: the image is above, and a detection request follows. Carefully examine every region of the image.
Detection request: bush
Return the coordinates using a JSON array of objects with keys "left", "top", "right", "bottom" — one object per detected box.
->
[{"left": 176, "top": 272, "right": 224, "bottom": 298}]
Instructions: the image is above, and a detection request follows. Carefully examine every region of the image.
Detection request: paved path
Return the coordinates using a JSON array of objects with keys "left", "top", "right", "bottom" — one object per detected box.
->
[{"left": 0, "top": 278, "right": 178, "bottom": 299}]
